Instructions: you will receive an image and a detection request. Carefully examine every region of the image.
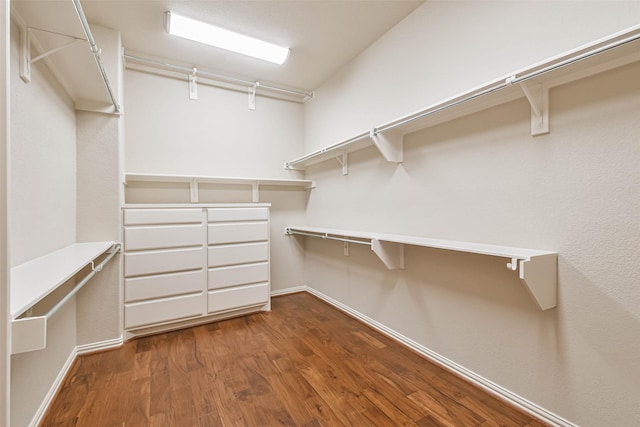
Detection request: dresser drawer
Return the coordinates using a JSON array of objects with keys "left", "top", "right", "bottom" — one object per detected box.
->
[
  {"left": 124, "top": 208, "right": 203, "bottom": 226},
  {"left": 207, "top": 283, "right": 269, "bottom": 314},
  {"left": 207, "top": 207, "right": 268, "bottom": 222},
  {"left": 208, "top": 222, "right": 268, "bottom": 245},
  {"left": 125, "top": 293, "right": 203, "bottom": 329},
  {"left": 208, "top": 262, "right": 269, "bottom": 290},
  {"left": 125, "top": 224, "right": 204, "bottom": 251},
  {"left": 125, "top": 270, "right": 204, "bottom": 302},
  {"left": 208, "top": 242, "right": 268, "bottom": 267},
  {"left": 124, "top": 247, "right": 204, "bottom": 277}
]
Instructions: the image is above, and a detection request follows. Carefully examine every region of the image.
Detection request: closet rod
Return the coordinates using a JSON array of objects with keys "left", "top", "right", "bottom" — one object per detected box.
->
[
  {"left": 124, "top": 53, "right": 314, "bottom": 100},
  {"left": 291, "top": 131, "right": 371, "bottom": 165},
  {"left": 71, "top": 0, "right": 121, "bottom": 113},
  {"left": 288, "top": 229, "right": 370, "bottom": 246},
  {"left": 374, "top": 30, "right": 640, "bottom": 135},
  {"left": 45, "top": 243, "right": 121, "bottom": 320}
]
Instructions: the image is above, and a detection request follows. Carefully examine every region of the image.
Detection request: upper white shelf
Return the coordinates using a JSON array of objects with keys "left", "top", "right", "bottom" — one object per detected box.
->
[
  {"left": 286, "top": 226, "right": 557, "bottom": 310},
  {"left": 285, "top": 25, "right": 640, "bottom": 173},
  {"left": 125, "top": 173, "right": 316, "bottom": 203},
  {"left": 11, "top": 241, "right": 115, "bottom": 319}
]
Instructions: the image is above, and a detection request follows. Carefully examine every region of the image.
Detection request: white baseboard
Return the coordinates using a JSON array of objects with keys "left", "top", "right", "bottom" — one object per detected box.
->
[
  {"left": 303, "top": 286, "right": 576, "bottom": 427},
  {"left": 271, "top": 285, "right": 307, "bottom": 297},
  {"left": 29, "top": 337, "right": 124, "bottom": 427}
]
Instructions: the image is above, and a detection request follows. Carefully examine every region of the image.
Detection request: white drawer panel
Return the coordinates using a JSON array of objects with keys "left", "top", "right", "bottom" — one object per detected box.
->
[
  {"left": 125, "top": 270, "right": 204, "bottom": 302},
  {"left": 125, "top": 247, "right": 203, "bottom": 277},
  {"left": 207, "top": 283, "right": 269, "bottom": 314},
  {"left": 208, "top": 222, "right": 268, "bottom": 245},
  {"left": 125, "top": 293, "right": 203, "bottom": 329},
  {"left": 208, "top": 242, "right": 268, "bottom": 267},
  {"left": 207, "top": 207, "right": 268, "bottom": 222},
  {"left": 125, "top": 224, "right": 204, "bottom": 251},
  {"left": 124, "top": 209, "right": 203, "bottom": 226},
  {"left": 208, "top": 262, "right": 269, "bottom": 290}
]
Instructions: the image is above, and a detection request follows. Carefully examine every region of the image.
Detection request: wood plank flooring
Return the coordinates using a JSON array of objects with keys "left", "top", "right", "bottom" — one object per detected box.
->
[{"left": 40, "top": 292, "right": 547, "bottom": 426}]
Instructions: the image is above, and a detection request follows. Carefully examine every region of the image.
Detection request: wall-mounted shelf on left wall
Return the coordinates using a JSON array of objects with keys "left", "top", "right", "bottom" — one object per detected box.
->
[{"left": 125, "top": 173, "right": 316, "bottom": 203}]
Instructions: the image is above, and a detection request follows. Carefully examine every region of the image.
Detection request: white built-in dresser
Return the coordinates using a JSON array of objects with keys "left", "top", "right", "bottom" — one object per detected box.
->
[{"left": 122, "top": 204, "right": 270, "bottom": 335}]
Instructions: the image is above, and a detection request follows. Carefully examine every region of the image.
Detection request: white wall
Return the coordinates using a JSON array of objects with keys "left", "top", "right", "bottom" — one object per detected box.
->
[
  {"left": 9, "top": 17, "right": 78, "bottom": 427},
  {"left": 301, "top": 2, "right": 640, "bottom": 426}
]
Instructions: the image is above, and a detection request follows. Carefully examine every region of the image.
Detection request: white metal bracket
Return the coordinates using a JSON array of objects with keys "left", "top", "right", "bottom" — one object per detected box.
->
[
  {"left": 189, "top": 179, "right": 199, "bottom": 203},
  {"left": 252, "top": 182, "right": 260, "bottom": 203},
  {"left": 189, "top": 67, "right": 198, "bottom": 100},
  {"left": 505, "top": 254, "right": 557, "bottom": 310},
  {"left": 335, "top": 152, "right": 348, "bottom": 175},
  {"left": 507, "top": 76, "right": 549, "bottom": 136},
  {"left": 248, "top": 85, "right": 257, "bottom": 111},
  {"left": 371, "top": 239, "right": 405, "bottom": 270},
  {"left": 20, "top": 27, "right": 85, "bottom": 83},
  {"left": 370, "top": 128, "right": 404, "bottom": 163}
]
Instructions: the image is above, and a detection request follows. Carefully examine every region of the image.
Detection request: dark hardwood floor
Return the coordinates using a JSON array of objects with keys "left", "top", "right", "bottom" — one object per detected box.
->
[{"left": 41, "top": 292, "right": 546, "bottom": 426}]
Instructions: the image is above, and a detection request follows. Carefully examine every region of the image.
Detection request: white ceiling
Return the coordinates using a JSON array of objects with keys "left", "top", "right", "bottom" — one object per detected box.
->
[{"left": 77, "top": 0, "right": 425, "bottom": 91}]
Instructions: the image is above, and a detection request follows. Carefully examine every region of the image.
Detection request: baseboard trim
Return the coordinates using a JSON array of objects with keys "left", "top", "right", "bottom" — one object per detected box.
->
[
  {"left": 271, "top": 285, "right": 307, "bottom": 297},
  {"left": 29, "top": 337, "right": 124, "bottom": 427},
  {"left": 303, "top": 286, "right": 576, "bottom": 427}
]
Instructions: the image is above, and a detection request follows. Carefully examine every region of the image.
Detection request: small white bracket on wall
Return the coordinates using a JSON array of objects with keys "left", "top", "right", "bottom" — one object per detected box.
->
[
  {"left": 252, "top": 182, "right": 260, "bottom": 203},
  {"left": 248, "top": 85, "right": 257, "bottom": 111},
  {"left": 188, "top": 67, "right": 198, "bottom": 100},
  {"left": 507, "top": 76, "right": 549, "bottom": 136},
  {"left": 335, "top": 152, "right": 348, "bottom": 175},
  {"left": 19, "top": 27, "right": 84, "bottom": 83},
  {"left": 371, "top": 239, "right": 404, "bottom": 270},
  {"left": 370, "top": 128, "right": 404, "bottom": 163},
  {"left": 189, "top": 179, "right": 199, "bottom": 203},
  {"left": 505, "top": 254, "right": 557, "bottom": 310}
]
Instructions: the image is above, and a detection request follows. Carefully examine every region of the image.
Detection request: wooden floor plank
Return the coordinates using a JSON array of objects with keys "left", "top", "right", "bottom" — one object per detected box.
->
[{"left": 40, "top": 292, "right": 547, "bottom": 426}]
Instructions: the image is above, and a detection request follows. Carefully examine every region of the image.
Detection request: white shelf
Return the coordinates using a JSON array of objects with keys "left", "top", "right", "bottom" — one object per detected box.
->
[
  {"left": 285, "top": 25, "right": 640, "bottom": 173},
  {"left": 11, "top": 241, "right": 115, "bottom": 319},
  {"left": 286, "top": 226, "right": 557, "bottom": 310},
  {"left": 125, "top": 173, "right": 315, "bottom": 203}
]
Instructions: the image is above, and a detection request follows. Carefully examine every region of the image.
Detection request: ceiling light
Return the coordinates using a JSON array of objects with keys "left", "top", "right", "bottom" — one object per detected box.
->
[{"left": 165, "top": 12, "right": 290, "bottom": 65}]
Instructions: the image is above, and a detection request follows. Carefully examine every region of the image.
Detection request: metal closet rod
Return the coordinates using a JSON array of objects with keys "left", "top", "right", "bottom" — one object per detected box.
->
[
  {"left": 124, "top": 53, "right": 314, "bottom": 99},
  {"left": 288, "top": 229, "right": 371, "bottom": 246},
  {"left": 374, "top": 31, "right": 640, "bottom": 135},
  {"left": 71, "top": 0, "right": 121, "bottom": 113},
  {"left": 45, "top": 243, "right": 121, "bottom": 320}
]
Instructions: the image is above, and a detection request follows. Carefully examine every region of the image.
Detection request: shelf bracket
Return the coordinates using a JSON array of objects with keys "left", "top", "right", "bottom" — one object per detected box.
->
[
  {"left": 517, "top": 254, "right": 557, "bottom": 310},
  {"left": 12, "top": 316, "right": 47, "bottom": 354},
  {"left": 508, "top": 77, "right": 549, "bottom": 136},
  {"left": 370, "top": 128, "right": 404, "bottom": 163},
  {"left": 189, "top": 179, "right": 199, "bottom": 203},
  {"left": 335, "top": 152, "right": 348, "bottom": 175},
  {"left": 371, "top": 239, "right": 404, "bottom": 270},
  {"left": 19, "top": 27, "right": 85, "bottom": 83},
  {"left": 189, "top": 67, "right": 198, "bottom": 100},
  {"left": 248, "top": 85, "right": 257, "bottom": 111},
  {"left": 252, "top": 182, "right": 260, "bottom": 203}
]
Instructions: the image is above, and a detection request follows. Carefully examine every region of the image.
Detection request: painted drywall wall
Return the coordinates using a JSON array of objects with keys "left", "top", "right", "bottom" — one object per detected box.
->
[
  {"left": 1, "top": 2, "right": 10, "bottom": 425},
  {"left": 124, "top": 70, "right": 308, "bottom": 291},
  {"left": 75, "top": 25, "right": 123, "bottom": 346},
  {"left": 9, "top": 18, "right": 78, "bottom": 427},
  {"left": 301, "top": 2, "right": 640, "bottom": 426}
]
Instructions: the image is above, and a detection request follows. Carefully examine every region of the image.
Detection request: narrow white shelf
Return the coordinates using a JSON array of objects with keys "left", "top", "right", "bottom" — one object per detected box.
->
[
  {"left": 11, "top": 241, "right": 116, "bottom": 319},
  {"left": 285, "top": 25, "right": 640, "bottom": 173},
  {"left": 125, "top": 172, "right": 316, "bottom": 203},
  {"left": 286, "top": 226, "right": 557, "bottom": 311}
]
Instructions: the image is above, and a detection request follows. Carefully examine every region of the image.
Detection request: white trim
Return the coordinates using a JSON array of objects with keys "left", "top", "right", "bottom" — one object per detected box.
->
[
  {"left": 270, "top": 285, "right": 307, "bottom": 297},
  {"left": 28, "top": 337, "right": 124, "bottom": 427},
  {"left": 303, "top": 286, "right": 577, "bottom": 427}
]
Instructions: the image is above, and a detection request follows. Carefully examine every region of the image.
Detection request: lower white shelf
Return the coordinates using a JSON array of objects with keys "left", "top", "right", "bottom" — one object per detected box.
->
[
  {"left": 10, "top": 241, "right": 120, "bottom": 354},
  {"left": 286, "top": 226, "right": 557, "bottom": 310}
]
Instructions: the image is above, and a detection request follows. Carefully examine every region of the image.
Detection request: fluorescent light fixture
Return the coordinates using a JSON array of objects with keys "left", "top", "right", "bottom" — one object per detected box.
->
[{"left": 165, "top": 12, "right": 289, "bottom": 65}]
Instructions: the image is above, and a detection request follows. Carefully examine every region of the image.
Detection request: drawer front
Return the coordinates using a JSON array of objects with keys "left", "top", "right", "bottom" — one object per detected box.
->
[
  {"left": 125, "top": 293, "right": 203, "bottom": 329},
  {"left": 207, "top": 283, "right": 269, "bottom": 314},
  {"left": 208, "top": 242, "right": 268, "bottom": 267},
  {"left": 125, "top": 270, "right": 204, "bottom": 302},
  {"left": 208, "top": 262, "right": 269, "bottom": 290},
  {"left": 208, "top": 222, "right": 268, "bottom": 245},
  {"left": 125, "top": 224, "right": 204, "bottom": 251},
  {"left": 124, "top": 208, "right": 203, "bottom": 226},
  {"left": 125, "top": 247, "right": 203, "bottom": 277},
  {"left": 207, "top": 207, "right": 268, "bottom": 222}
]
